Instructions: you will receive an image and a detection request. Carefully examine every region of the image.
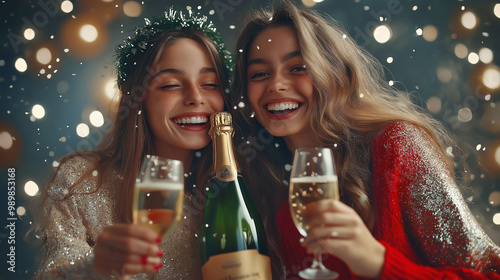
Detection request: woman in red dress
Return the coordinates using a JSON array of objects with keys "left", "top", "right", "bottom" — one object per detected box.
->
[{"left": 230, "top": 1, "right": 500, "bottom": 279}]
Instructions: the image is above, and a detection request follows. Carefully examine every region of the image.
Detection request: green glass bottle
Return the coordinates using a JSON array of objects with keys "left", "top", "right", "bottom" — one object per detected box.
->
[{"left": 200, "top": 112, "right": 272, "bottom": 279}]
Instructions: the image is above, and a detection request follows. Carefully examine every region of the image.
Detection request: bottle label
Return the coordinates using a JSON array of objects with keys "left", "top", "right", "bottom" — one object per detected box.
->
[
  {"left": 216, "top": 165, "right": 237, "bottom": 182},
  {"left": 201, "top": 249, "right": 272, "bottom": 280}
]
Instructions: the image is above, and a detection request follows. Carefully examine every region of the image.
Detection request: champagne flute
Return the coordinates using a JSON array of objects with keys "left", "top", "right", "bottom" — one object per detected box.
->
[
  {"left": 133, "top": 155, "right": 184, "bottom": 238},
  {"left": 289, "top": 147, "right": 339, "bottom": 279}
]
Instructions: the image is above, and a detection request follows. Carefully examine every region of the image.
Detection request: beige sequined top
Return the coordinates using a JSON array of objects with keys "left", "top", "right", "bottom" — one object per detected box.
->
[{"left": 35, "top": 156, "right": 202, "bottom": 279}]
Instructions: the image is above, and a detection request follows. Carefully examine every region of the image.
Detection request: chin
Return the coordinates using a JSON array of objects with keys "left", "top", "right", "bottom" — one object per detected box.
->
[
  {"left": 262, "top": 122, "right": 297, "bottom": 138},
  {"left": 184, "top": 140, "right": 211, "bottom": 151}
]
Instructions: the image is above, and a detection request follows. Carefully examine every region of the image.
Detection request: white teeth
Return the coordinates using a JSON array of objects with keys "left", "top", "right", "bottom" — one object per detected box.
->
[
  {"left": 267, "top": 102, "right": 299, "bottom": 111},
  {"left": 174, "top": 116, "right": 208, "bottom": 124}
]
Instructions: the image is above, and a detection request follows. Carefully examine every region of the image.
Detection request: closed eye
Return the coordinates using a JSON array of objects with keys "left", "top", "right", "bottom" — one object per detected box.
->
[
  {"left": 160, "top": 84, "right": 180, "bottom": 89},
  {"left": 291, "top": 65, "right": 306, "bottom": 72},
  {"left": 250, "top": 72, "right": 269, "bottom": 79},
  {"left": 202, "top": 83, "right": 219, "bottom": 89}
]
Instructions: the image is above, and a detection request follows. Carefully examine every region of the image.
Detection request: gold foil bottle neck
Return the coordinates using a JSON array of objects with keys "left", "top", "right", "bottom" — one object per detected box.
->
[
  {"left": 211, "top": 112, "right": 232, "bottom": 127},
  {"left": 209, "top": 112, "right": 233, "bottom": 136}
]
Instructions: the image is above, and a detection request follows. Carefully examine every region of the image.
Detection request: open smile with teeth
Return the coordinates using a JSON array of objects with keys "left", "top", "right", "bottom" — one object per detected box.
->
[
  {"left": 173, "top": 116, "right": 208, "bottom": 126},
  {"left": 266, "top": 102, "right": 301, "bottom": 115}
]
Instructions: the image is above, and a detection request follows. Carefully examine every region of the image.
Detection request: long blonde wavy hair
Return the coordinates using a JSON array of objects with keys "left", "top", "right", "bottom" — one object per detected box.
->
[{"left": 230, "top": 1, "right": 456, "bottom": 276}]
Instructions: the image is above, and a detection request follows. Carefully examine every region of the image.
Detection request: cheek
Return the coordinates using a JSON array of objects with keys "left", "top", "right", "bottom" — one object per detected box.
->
[
  {"left": 295, "top": 77, "right": 315, "bottom": 100},
  {"left": 210, "top": 93, "right": 225, "bottom": 111},
  {"left": 247, "top": 86, "right": 261, "bottom": 110}
]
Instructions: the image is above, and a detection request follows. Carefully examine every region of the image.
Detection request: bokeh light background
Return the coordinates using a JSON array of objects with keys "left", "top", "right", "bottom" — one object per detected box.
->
[{"left": 1, "top": 0, "right": 500, "bottom": 278}]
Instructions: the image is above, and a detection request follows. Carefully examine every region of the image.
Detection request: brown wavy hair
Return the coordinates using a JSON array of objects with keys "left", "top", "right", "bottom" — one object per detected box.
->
[
  {"left": 230, "top": 1, "right": 456, "bottom": 277},
  {"left": 31, "top": 29, "right": 229, "bottom": 244}
]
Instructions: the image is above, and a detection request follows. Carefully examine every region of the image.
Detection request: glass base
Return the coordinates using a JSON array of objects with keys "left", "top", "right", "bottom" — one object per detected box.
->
[{"left": 298, "top": 268, "right": 339, "bottom": 280}]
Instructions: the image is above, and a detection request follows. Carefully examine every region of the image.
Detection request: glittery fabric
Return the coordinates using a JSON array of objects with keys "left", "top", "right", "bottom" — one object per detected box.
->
[
  {"left": 35, "top": 156, "right": 202, "bottom": 280},
  {"left": 277, "top": 122, "right": 500, "bottom": 279}
]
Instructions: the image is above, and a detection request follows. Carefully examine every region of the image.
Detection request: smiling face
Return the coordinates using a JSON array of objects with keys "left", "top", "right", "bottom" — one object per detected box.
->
[
  {"left": 145, "top": 38, "right": 224, "bottom": 160},
  {"left": 247, "top": 25, "right": 317, "bottom": 150}
]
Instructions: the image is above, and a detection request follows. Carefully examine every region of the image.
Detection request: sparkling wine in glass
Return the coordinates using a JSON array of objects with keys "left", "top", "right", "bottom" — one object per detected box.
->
[
  {"left": 289, "top": 147, "right": 339, "bottom": 279},
  {"left": 133, "top": 155, "right": 184, "bottom": 238}
]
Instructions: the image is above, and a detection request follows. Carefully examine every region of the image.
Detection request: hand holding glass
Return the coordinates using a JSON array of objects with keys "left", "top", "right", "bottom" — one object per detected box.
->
[
  {"left": 289, "top": 147, "right": 339, "bottom": 279},
  {"left": 133, "top": 155, "right": 184, "bottom": 238}
]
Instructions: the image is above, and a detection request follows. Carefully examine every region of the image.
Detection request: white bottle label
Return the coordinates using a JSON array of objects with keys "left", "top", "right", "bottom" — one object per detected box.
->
[{"left": 202, "top": 249, "right": 272, "bottom": 280}]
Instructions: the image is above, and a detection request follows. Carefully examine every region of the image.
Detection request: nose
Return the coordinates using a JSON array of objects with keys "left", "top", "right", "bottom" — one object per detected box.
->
[
  {"left": 268, "top": 72, "right": 288, "bottom": 93},
  {"left": 184, "top": 83, "right": 205, "bottom": 106}
]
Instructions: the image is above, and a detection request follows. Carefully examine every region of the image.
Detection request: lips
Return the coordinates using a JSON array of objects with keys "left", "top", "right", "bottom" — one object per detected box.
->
[
  {"left": 171, "top": 113, "right": 210, "bottom": 131},
  {"left": 264, "top": 100, "right": 302, "bottom": 119}
]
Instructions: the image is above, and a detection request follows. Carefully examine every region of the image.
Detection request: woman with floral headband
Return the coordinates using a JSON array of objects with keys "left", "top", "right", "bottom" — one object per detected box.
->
[
  {"left": 34, "top": 9, "right": 231, "bottom": 280},
  {"left": 231, "top": 1, "right": 500, "bottom": 279}
]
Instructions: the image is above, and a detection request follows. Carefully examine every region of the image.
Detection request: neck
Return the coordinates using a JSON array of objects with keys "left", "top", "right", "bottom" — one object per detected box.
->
[{"left": 283, "top": 130, "right": 321, "bottom": 154}]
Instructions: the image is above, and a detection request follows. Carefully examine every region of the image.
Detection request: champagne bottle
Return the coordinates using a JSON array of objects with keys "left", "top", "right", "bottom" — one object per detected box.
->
[{"left": 200, "top": 112, "right": 272, "bottom": 279}]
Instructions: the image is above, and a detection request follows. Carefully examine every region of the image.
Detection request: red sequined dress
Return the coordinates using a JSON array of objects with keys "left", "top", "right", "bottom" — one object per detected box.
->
[{"left": 277, "top": 122, "right": 500, "bottom": 279}]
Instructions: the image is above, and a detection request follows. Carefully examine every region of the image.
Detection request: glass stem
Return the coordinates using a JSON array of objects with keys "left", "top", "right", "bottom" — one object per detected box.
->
[{"left": 311, "top": 249, "right": 327, "bottom": 270}]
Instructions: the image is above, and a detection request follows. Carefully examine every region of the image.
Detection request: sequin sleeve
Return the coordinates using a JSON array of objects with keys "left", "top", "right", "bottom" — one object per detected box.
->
[
  {"left": 372, "top": 122, "right": 500, "bottom": 279},
  {"left": 35, "top": 156, "right": 111, "bottom": 280}
]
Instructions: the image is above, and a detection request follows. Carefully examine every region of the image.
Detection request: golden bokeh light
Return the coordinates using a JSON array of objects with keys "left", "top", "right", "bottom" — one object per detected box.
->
[
  {"left": 301, "top": 0, "right": 316, "bottom": 7},
  {"left": 32, "top": 104, "right": 46, "bottom": 119},
  {"left": 450, "top": 8, "right": 477, "bottom": 38},
  {"left": 480, "top": 140, "right": 500, "bottom": 177},
  {"left": 36, "top": 47, "right": 52, "bottom": 65},
  {"left": 482, "top": 67, "right": 500, "bottom": 90},
  {"left": 15, "top": 58, "right": 27, "bottom": 72},
  {"left": 437, "top": 67, "right": 453, "bottom": 83},
  {"left": 461, "top": 11, "right": 477, "bottom": 29},
  {"left": 89, "top": 110, "right": 105, "bottom": 127},
  {"left": 454, "top": 43, "right": 468, "bottom": 59},
  {"left": 60, "top": 15, "right": 109, "bottom": 59},
  {"left": 76, "top": 123, "right": 90, "bottom": 138},
  {"left": 0, "top": 122, "right": 22, "bottom": 167},
  {"left": 24, "top": 181, "right": 39, "bottom": 196},
  {"left": 479, "top": 48, "right": 493, "bottom": 64},
  {"left": 494, "top": 213, "right": 500, "bottom": 225},
  {"left": 470, "top": 64, "right": 500, "bottom": 98},
  {"left": 61, "top": 0, "right": 74, "bottom": 13},
  {"left": 24, "top": 28, "right": 35, "bottom": 40},
  {"left": 423, "top": 25, "right": 438, "bottom": 42},
  {"left": 123, "top": 1, "right": 142, "bottom": 17},
  {"left": 79, "top": 24, "right": 99, "bottom": 42},
  {"left": 468, "top": 52, "right": 479, "bottom": 64},
  {"left": 373, "top": 25, "right": 392, "bottom": 43},
  {"left": 426, "top": 97, "right": 442, "bottom": 114}
]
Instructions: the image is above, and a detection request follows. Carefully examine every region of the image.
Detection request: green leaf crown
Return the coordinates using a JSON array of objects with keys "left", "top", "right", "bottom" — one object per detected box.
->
[{"left": 115, "top": 8, "right": 232, "bottom": 89}]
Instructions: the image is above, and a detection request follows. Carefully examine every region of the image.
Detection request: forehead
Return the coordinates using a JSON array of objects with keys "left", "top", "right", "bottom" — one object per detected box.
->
[
  {"left": 155, "top": 38, "right": 214, "bottom": 69},
  {"left": 248, "top": 26, "right": 299, "bottom": 59}
]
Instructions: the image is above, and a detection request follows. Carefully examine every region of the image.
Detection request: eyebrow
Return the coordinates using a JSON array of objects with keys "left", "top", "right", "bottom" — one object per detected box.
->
[
  {"left": 247, "top": 50, "right": 302, "bottom": 67},
  {"left": 151, "top": 67, "right": 217, "bottom": 80}
]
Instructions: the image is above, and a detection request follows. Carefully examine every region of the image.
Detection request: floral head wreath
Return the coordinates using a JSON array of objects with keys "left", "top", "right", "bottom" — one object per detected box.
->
[{"left": 115, "top": 8, "right": 233, "bottom": 89}]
